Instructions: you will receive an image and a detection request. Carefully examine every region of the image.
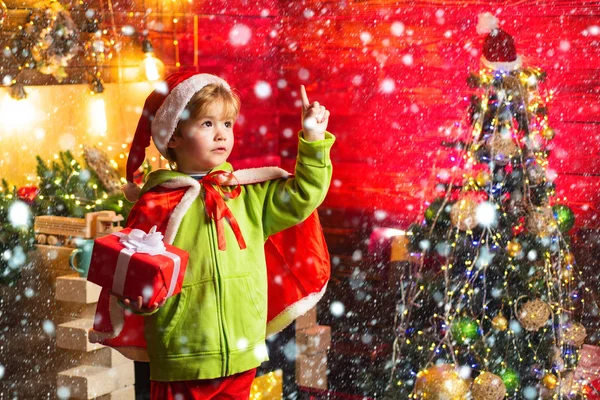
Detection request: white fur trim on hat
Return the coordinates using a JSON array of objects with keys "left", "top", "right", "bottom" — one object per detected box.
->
[
  {"left": 480, "top": 55, "right": 523, "bottom": 71},
  {"left": 151, "top": 74, "right": 232, "bottom": 158},
  {"left": 477, "top": 12, "right": 499, "bottom": 35}
]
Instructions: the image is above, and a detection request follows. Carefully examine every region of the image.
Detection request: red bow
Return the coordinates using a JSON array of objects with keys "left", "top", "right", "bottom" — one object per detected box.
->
[{"left": 202, "top": 171, "right": 247, "bottom": 251}]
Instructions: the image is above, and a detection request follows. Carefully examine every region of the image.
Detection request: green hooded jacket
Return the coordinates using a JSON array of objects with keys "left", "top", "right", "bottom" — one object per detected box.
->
[{"left": 131, "top": 132, "right": 335, "bottom": 381}]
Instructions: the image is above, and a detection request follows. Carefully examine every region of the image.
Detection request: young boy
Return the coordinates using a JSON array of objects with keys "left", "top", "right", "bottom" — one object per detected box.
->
[{"left": 92, "top": 71, "right": 335, "bottom": 399}]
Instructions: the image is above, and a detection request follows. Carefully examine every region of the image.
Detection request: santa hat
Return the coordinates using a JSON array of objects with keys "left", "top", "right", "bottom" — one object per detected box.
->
[
  {"left": 476, "top": 12, "right": 522, "bottom": 71},
  {"left": 123, "top": 71, "right": 232, "bottom": 202}
]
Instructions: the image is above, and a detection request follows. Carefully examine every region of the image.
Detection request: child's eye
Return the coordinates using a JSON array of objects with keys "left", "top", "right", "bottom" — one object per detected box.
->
[
  {"left": 225, "top": 122, "right": 232, "bottom": 128},
  {"left": 202, "top": 121, "right": 212, "bottom": 127}
]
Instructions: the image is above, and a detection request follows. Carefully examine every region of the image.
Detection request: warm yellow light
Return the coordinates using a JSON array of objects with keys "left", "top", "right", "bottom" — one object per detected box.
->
[
  {"left": 90, "top": 95, "right": 108, "bottom": 136},
  {"left": 139, "top": 52, "right": 165, "bottom": 82},
  {"left": 0, "top": 93, "right": 35, "bottom": 131}
]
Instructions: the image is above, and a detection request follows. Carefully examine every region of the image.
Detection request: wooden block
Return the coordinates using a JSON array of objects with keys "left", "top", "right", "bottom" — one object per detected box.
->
[
  {"left": 57, "top": 318, "right": 104, "bottom": 352},
  {"left": 61, "top": 347, "right": 131, "bottom": 368},
  {"left": 31, "top": 244, "right": 74, "bottom": 271},
  {"left": 296, "top": 353, "right": 328, "bottom": 390},
  {"left": 296, "top": 325, "right": 331, "bottom": 355},
  {"left": 56, "top": 274, "right": 102, "bottom": 304},
  {"left": 95, "top": 385, "right": 135, "bottom": 400},
  {"left": 250, "top": 370, "right": 283, "bottom": 400},
  {"left": 85, "top": 211, "right": 116, "bottom": 238},
  {"left": 390, "top": 235, "right": 412, "bottom": 262},
  {"left": 34, "top": 215, "right": 89, "bottom": 238},
  {"left": 56, "top": 362, "right": 134, "bottom": 400},
  {"left": 296, "top": 306, "right": 317, "bottom": 330}
]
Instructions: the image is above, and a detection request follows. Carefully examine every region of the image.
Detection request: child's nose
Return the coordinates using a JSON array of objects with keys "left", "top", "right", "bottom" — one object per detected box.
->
[{"left": 215, "top": 128, "right": 227, "bottom": 140}]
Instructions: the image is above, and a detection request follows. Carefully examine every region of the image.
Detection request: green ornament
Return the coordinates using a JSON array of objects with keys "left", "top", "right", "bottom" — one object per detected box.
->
[
  {"left": 451, "top": 317, "right": 480, "bottom": 344},
  {"left": 424, "top": 198, "right": 452, "bottom": 226},
  {"left": 552, "top": 204, "right": 575, "bottom": 232},
  {"left": 499, "top": 368, "right": 520, "bottom": 392}
]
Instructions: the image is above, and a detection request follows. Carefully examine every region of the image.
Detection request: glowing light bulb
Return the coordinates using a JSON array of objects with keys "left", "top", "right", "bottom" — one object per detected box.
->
[
  {"left": 139, "top": 38, "right": 165, "bottom": 82},
  {"left": 90, "top": 95, "right": 107, "bottom": 136}
]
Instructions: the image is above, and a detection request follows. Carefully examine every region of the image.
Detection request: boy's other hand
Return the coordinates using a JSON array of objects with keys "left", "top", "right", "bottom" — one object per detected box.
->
[
  {"left": 300, "top": 85, "right": 329, "bottom": 142},
  {"left": 110, "top": 292, "right": 167, "bottom": 314}
]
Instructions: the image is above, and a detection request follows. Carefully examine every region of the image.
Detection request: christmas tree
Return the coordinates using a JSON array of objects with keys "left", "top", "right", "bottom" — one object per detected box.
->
[
  {"left": 0, "top": 146, "right": 134, "bottom": 285},
  {"left": 35, "top": 147, "right": 131, "bottom": 218},
  {"left": 385, "top": 14, "right": 586, "bottom": 400}
]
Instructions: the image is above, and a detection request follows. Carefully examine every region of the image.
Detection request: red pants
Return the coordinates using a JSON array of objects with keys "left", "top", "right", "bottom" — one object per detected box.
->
[{"left": 150, "top": 369, "right": 257, "bottom": 400}]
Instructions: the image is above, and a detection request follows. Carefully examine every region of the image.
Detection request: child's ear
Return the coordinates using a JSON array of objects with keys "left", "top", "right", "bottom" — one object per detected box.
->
[{"left": 167, "top": 135, "right": 178, "bottom": 149}]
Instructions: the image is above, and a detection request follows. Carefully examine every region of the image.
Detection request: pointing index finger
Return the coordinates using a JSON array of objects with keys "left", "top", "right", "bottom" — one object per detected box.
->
[{"left": 300, "top": 85, "right": 310, "bottom": 108}]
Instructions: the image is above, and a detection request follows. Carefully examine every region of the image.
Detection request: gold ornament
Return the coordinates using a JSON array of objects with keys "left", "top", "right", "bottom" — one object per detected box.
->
[
  {"left": 517, "top": 299, "right": 551, "bottom": 331},
  {"left": 542, "top": 127, "right": 556, "bottom": 140},
  {"left": 542, "top": 373, "right": 558, "bottom": 390},
  {"left": 526, "top": 207, "right": 557, "bottom": 237},
  {"left": 491, "top": 314, "right": 508, "bottom": 331},
  {"left": 563, "top": 323, "right": 586, "bottom": 347},
  {"left": 472, "top": 372, "right": 506, "bottom": 400},
  {"left": 561, "top": 266, "right": 573, "bottom": 281},
  {"left": 506, "top": 240, "right": 522, "bottom": 258},
  {"left": 559, "top": 371, "right": 579, "bottom": 397},
  {"left": 488, "top": 134, "right": 519, "bottom": 165},
  {"left": 250, "top": 370, "right": 282, "bottom": 399},
  {"left": 475, "top": 171, "right": 492, "bottom": 187},
  {"left": 414, "top": 364, "right": 469, "bottom": 400},
  {"left": 564, "top": 252, "right": 575, "bottom": 265},
  {"left": 450, "top": 198, "right": 479, "bottom": 231}
]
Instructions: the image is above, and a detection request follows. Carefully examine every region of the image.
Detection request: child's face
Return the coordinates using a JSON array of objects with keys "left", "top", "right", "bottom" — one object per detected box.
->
[{"left": 168, "top": 100, "right": 236, "bottom": 173}]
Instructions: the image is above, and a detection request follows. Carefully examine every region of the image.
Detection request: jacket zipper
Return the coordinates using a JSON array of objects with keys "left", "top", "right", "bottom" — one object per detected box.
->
[{"left": 208, "top": 203, "right": 229, "bottom": 376}]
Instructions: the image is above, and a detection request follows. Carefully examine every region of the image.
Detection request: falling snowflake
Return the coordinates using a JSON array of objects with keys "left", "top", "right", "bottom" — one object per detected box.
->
[
  {"left": 254, "top": 81, "right": 272, "bottom": 99},
  {"left": 8, "top": 201, "right": 31, "bottom": 229},
  {"left": 229, "top": 24, "right": 252, "bottom": 47}
]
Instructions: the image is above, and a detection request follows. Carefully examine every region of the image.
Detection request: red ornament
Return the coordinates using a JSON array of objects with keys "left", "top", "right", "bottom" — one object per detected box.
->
[
  {"left": 17, "top": 185, "right": 39, "bottom": 204},
  {"left": 584, "top": 378, "right": 600, "bottom": 399},
  {"left": 505, "top": 163, "right": 514, "bottom": 174},
  {"left": 512, "top": 216, "right": 525, "bottom": 236}
]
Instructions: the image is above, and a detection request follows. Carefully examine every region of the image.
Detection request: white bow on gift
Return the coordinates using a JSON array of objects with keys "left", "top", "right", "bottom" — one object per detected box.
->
[{"left": 118, "top": 226, "right": 166, "bottom": 255}]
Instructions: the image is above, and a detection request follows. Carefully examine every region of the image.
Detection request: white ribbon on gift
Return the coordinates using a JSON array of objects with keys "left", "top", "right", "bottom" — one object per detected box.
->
[{"left": 111, "top": 225, "right": 181, "bottom": 301}]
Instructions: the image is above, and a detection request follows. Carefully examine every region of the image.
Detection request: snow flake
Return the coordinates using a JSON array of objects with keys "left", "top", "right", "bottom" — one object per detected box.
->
[
  {"left": 330, "top": 301, "right": 345, "bottom": 317},
  {"left": 282, "top": 128, "right": 293, "bottom": 138},
  {"left": 237, "top": 338, "right": 249, "bottom": 350},
  {"left": 298, "top": 68, "right": 310, "bottom": 81},
  {"left": 277, "top": 79, "right": 287, "bottom": 89},
  {"left": 229, "top": 24, "right": 252, "bottom": 47},
  {"left": 379, "top": 78, "right": 396, "bottom": 94},
  {"left": 303, "top": 8, "right": 315, "bottom": 18},
  {"left": 254, "top": 81, "right": 272, "bottom": 99},
  {"left": 360, "top": 32, "right": 372, "bottom": 45},
  {"left": 42, "top": 319, "right": 56, "bottom": 336},
  {"left": 57, "top": 386, "right": 70, "bottom": 399},
  {"left": 476, "top": 201, "right": 498, "bottom": 228},
  {"left": 391, "top": 21, "right": 405, "bottom": 36},
  {"left": 58, "top": 133, "right": 76, "bottom": 150},
  {"left": 8, "top": 201, "right": 31, "bottom": 229}
]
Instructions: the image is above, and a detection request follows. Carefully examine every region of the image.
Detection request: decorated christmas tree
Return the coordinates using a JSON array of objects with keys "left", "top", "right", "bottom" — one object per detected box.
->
[
  {"left": 385, "top": 14, "right": 586, "bottom": 400},
  {"left": 0, "top": 146, "right": 133, "bottom": 286}
]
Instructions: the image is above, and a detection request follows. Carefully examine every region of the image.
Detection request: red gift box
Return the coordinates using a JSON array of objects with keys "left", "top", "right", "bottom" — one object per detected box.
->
[{"left": 87, "top": 227, "right": 188, "bottom": 308}]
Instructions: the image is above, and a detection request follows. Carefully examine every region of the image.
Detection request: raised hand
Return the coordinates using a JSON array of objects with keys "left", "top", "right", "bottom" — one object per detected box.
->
[{"left": 300, "top": 85, "right": 329, "bottom": 142}]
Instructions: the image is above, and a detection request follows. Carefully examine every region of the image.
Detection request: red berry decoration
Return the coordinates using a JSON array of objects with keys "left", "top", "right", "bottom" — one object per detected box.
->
[{"left": 17, "top": 185, "right": 39, "bottom": 204}]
